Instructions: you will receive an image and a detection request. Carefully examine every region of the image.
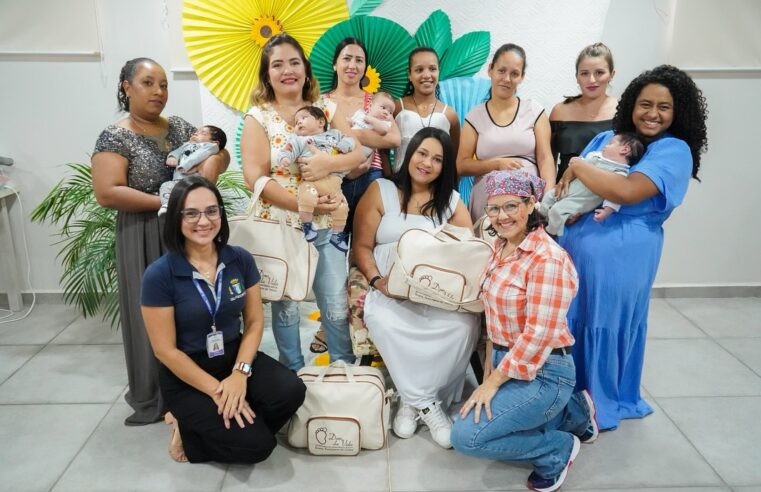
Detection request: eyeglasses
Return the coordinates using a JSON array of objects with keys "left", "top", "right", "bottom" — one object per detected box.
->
[
  {"left": 484, "top": 199, "right": 527, "bottom": 217},
  {"left": 180, "top": 205, "right": 223, "bottom": 223}
]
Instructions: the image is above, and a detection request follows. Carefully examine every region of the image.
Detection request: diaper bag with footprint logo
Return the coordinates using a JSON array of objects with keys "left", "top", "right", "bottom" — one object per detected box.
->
[{"left": 287, "top": 361, "right": 393, "bottom": 455}]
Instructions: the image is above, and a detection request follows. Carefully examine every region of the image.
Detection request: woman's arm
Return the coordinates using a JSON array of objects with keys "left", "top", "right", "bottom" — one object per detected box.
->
[
  {"left": 561, "top": 157, "right": 659, "bottom": 204},
  {"left": 298, "top": 134, "right": 365, "bottom": 181},
  {"left": 534, "top": 113, "right": 556, "bottom": 188},
  {"left": 446, "top": 106, "right": 461, "bottom": 159},
  {"left": 197, "top": 148, "right": 230, "bottom": 183},
  {"left": 91, "top": 152, "right": 161, "bottom": 212},
  {"left": 141, "top": 305, "right": 221, "bottom": 398},
  {"left": 352, "top": 181, "right": 387, "bottom": 291},
  {"left": 456, "top": 122, "right": 522, "bottom": 177},
  {"left": 448, "top": 200, "right": 474, "bottom": 230}
]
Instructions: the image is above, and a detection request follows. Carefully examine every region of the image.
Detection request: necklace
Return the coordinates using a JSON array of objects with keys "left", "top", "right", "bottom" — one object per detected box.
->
[
  {"left": 411, "top": 95, "right": 437, "bottom": 128},
  {"left": 130, "top": 115, "right": 171, "bottom": 151}
]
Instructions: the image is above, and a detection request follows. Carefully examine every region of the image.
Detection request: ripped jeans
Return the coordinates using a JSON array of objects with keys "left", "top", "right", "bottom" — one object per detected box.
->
[{"left": 270, "top": 228, "right": 353, "bottom": 370}]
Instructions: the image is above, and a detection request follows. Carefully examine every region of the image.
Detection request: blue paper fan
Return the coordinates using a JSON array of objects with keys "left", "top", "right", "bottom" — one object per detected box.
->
[
  {"left": 438, "top": 77, "right": 491, "bottom": 204},
  {"left": 233, "top": 110, "right": 249, "bottom": 167}
]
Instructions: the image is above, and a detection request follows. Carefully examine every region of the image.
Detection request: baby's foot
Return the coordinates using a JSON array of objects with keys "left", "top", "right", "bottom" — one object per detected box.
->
[{"left": 302, "top": 222, "right": 318, "bottom": 242}]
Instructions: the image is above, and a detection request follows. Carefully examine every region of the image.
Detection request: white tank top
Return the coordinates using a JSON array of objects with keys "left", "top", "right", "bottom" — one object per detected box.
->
[{"left": 394, "top": 99, "right": 451, "bottom": 172}]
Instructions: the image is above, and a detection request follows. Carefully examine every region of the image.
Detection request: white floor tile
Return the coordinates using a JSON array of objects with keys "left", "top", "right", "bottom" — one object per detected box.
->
[
  {"left": 717, "top": 338, "right": 761, "bottom": 377},
  {"left": 667, "top": 298, "right": 761, "bottom": 338},
  {"left": 648, "top": 298, "right": 706, "bottom": 338},
  {"left": 0, "top": 303, "right": 77, "bottom": 344},
  {"left": 50, "top": 315, "right": 123, "bottom": 345},
  {"left": 0, "top": 344, "right": 41, "bottom": 384}
]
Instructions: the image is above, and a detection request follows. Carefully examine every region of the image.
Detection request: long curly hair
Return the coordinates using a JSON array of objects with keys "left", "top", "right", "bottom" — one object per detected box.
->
[{"left": 612, "top": 65, "right": 708, "bottom": 179}]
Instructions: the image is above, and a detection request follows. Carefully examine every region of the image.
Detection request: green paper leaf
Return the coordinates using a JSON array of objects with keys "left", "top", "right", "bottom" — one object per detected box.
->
[
  {"left": 440, "top": 31, "right": 491, "bottom": 80},
  {"left": 350, "top": 0, "right": 383, "bottom": 17},
  {"left": 414, "top": 10, "right": 451, "bottom": 58}
]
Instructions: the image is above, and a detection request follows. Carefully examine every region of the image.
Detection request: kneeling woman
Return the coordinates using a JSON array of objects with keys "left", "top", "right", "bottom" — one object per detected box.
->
[
  {"left": 353, "top": 127, "right": 479, "bottom": 449},
  {"left": 451, "top": 171, "right": 595, "bottom": 492},
  {"left": 141, "top": 175, "right": 305, "bottom": 463}
]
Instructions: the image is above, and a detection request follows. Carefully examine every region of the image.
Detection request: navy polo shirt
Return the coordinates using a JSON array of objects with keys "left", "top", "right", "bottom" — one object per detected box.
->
[{"left": 141, "top": 245, "right": 260, "bottom": 354}]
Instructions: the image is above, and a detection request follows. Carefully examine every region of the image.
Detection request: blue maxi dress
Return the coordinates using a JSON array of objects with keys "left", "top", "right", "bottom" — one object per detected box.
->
[{"left": 558, "top": 130, "right": 692, "bottom": 430}]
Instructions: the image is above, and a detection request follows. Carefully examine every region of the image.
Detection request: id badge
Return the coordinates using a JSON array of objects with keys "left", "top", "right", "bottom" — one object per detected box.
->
[{"left": 206, "top": 330, "right": 224, "bottom": 358}]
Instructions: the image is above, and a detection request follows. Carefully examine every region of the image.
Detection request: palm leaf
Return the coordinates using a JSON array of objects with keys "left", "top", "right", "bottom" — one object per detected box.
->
[
  {"left": 439, "top": 31, "right": 491, "bottom": 80},
  {"left": 414, "top": 10, "right": 451, "bottom": 58},
  {"left": 350, "top": 0, "right": 383, "bottom": 17}
]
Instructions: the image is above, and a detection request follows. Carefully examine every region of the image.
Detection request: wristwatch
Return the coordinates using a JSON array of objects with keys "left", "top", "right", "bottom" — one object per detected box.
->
[
  {"left": 369, "top": 275, "right": 383, "bottom": 288},
  {"left": 234, "top": 361, "right": 252, "bottom": 377}
]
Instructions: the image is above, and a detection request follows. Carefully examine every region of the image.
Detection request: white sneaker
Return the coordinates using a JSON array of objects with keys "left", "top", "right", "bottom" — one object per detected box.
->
[
  {"left": 418, "top": 402, "right": 453, "bottom": 449},
  {"left": 393, "top": 402, "right": 418, "bottom": 439}
]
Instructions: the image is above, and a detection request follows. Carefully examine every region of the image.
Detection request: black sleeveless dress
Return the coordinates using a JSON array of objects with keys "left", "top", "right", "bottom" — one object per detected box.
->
[{"left": 551, "top": 119, "right": 612, "bottom": 179}]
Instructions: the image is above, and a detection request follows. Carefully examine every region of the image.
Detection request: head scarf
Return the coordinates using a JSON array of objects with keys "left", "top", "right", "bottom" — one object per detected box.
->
[{"left": 484, "top": 170, "right": 545, "bottom": 202}]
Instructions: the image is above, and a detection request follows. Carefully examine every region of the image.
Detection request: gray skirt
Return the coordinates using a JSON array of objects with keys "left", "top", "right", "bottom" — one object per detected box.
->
[{"left": 115, "top": 210, "right": 165, "bottom": 425}]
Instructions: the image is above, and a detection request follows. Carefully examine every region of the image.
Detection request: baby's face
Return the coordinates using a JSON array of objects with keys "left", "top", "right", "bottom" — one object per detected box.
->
[
  {"left": 190, "top": 127, "right": 214, "bottom": 143},
  {"left": 294, "top": 110, "right": 324, "bottom": 136},
  {"left": 602, "top": 136, "right": 630, "bottom": 163},
  {"left": 368, "top": 98, "right": 394, "bottom": 121}
]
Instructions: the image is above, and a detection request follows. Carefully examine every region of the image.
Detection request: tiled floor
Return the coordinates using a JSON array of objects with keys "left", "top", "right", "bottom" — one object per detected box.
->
[{"left": 1, "top": 298, "right": 760, "bottom": 492}]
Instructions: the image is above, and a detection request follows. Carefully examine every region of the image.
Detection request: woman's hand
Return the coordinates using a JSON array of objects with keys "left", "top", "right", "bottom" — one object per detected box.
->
[
  {"left": 346, "top": 155, "right": 372, "bottom": 180},
  {"left": 298, "top": 144, "right": 331, "bottom": 181},
  {"left": 373, "top": 276, "right": 391, "bottom": 297},
  {"left": 495, "top": 157, "right": 524, "bottom": 171},
  {"left": 459, "top": 379, "right": 500, "bottom": 424},
  {"left": 556, "top": 159, "right": 580, "bottom": 198},
  {"left": 213, "top": 372, "right": 252, "bottom": 429},
  {"left": 313, "top": 194, "right": 341, "bottom": 215}
]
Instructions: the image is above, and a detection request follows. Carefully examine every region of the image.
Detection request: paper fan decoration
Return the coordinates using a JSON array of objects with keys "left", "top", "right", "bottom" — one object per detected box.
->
[
  {"left": 182, "top": 0, "right": 350, "bottom": 112},
  {"left": 310, "top": 16, "right": 416, "bottom": 97},
  {"left": 439, "top": 76, "right": 492, "bottom": 204}
]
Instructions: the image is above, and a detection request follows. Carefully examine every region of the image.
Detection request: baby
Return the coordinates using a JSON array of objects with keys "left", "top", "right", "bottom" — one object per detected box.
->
[
  {"left": 537, "top": 132, "right": 645, "bottom": 236},
  {"left": 159, "top": 125, "right": 226, "bottom": 216},
  {"left": 276, "top": 106, "right": 355, "bottom": 252},
  {"left": 350, "top": 91, "right": 394, "bottom": 161}
]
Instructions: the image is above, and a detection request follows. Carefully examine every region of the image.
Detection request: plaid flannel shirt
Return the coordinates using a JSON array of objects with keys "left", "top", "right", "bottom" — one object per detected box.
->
[{"left": 480, "top": 227, "right": 578, "bottom": 381}]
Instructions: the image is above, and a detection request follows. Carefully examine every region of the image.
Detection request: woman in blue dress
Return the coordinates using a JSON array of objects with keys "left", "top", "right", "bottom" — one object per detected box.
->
[{"left": 556, "top": 65, "right": 708, "bottom": 430}]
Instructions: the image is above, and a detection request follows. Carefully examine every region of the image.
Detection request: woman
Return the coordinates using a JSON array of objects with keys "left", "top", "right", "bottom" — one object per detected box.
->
[
  {"left": 353, "top": 127, "right": 479, "bottom": 449},
  {"left": 311, "top": 37, "right": 402, "bottom": 354},
  {"left": 92, "top": 57, "right": 229, "bottom": 425},
  {"left": 550, "top": 43, "right": 618, "bottom": 179},
  {"left": 556, "top": 65, "right": 709, "bottom": 430},
  {"left": 457, "top": 43, "right": 555, "bottom": 223},
  {"left": 394, "top": 46, "right": 460, "bottom": 173},
  {"left": 141, "top": 175, "right": 305, "bottom": 463},
  {"left": 451, "top": 170, "right": 596, "bottom": 492},
  {"left": 240, "top": 34, "right": 364, "bottom": 371}
]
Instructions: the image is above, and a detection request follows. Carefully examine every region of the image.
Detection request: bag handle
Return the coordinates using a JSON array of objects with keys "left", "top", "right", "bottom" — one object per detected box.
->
[
  {"left": 245, "top": 175, "right": 287, "bottom": 225},
  {"left": 315, "top": 360, "right": 357, "bottom": 383}
]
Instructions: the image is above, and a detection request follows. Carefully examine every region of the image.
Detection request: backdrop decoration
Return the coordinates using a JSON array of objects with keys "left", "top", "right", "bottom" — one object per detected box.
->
[{"left": 182, "top": 0, "right": 350, "bottom": 112}]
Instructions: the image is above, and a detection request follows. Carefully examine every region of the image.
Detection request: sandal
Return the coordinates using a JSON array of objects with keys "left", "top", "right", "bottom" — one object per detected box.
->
[
  {"left": 309, "top": 326, "right": 328, "bottom": 354},
  {"left": 164, "top": 412, "right": 188, "bottom": 463}
]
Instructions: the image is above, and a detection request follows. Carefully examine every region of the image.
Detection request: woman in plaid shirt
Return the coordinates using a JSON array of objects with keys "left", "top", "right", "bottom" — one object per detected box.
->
[{"left": 451, "top": 171, "right": 597, "bottom": 492}]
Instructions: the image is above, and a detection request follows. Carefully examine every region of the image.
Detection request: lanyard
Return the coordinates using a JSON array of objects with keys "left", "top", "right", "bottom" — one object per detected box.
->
[{"left": 193, "top": 272, "right": 223, "bottom": 332}]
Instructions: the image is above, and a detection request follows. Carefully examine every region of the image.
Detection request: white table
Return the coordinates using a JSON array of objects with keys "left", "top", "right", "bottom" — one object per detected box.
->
[{"left": 0, "top": 187, "right": 23, "bottom": 311}]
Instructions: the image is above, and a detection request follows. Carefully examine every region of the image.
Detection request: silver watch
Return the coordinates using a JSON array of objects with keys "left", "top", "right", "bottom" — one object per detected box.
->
[{"left": 235, "top": 361, "right": 252, "bottom": 377}]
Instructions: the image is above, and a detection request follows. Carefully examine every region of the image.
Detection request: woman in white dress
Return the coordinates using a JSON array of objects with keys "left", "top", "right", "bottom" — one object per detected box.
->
[
  {"left": 393, "top": 47, "right": 460, "bottom": 173},
  {"left": 353, "top": 127, "right": 479, "bottom": 449}
]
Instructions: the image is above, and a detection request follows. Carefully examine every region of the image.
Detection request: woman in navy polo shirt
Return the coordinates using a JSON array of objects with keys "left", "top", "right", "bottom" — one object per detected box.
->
[{"left": 141, "top": 175, "right": 305, "bottom": 463}]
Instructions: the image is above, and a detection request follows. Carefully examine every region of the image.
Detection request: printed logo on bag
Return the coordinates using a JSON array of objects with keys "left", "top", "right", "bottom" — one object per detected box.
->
[
  {"left": 313, "top": 426, "right": 355, "bottom": 453},
  {"left": 228, "top": 278, "right": 245, "bottom": 300},
  {"left": 417, "top": 274, "right": 457, "bottom": 303},
  {"left": 254, "top": 257, "right": 288, "bottom": 299}
]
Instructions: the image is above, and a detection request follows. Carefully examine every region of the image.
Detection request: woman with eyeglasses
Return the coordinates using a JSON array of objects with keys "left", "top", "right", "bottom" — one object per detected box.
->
[
  {"left": 451, "top": 170, "right": 596, "bottom": 492},
  {"left": 140, "top": 175, "right": 305, "bottom": 463}
]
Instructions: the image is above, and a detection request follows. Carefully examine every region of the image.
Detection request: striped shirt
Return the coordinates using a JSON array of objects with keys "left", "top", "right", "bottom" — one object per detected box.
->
[{"left": 480, "top": 226, "right": 578, "bottom": 380}]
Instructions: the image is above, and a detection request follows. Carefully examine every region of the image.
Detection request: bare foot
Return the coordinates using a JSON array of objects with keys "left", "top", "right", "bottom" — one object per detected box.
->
[{"left": 164, "top": 412, "right": 188, "bottom": 463}]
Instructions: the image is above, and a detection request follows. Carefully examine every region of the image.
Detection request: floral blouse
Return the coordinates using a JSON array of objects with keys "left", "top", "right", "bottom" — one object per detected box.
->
[{"left": 246, "top": 99, "right": 336, "bottom": 230}]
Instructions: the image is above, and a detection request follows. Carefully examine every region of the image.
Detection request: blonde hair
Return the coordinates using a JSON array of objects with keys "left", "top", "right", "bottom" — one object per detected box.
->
[{"left": 249, "top": 33, "right": 320, "bottom": 106}]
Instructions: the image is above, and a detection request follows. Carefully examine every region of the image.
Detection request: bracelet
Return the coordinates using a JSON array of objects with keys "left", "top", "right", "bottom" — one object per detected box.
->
[{"left": 369, "top": 275, "right": 382, "bottom": 288}]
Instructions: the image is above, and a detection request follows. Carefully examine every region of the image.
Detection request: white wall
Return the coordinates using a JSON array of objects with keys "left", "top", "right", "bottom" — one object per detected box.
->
[{"left": 0, "top": 0, "right": 757, "bottom": 294}]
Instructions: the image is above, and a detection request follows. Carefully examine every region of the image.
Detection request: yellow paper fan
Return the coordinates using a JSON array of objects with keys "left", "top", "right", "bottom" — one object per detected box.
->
[{"left": 183, "top": 0, "right": 350, "bottom": 112}]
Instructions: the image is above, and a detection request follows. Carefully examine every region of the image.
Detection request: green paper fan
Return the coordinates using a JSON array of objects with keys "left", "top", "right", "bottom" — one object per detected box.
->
[
  {"left": 440, "top": 31, "right": 491, "bottom": 80},
  {"left": 310, "top": 16, "right": 416, "bottom": 97},
  {"left": 414, "top": 10, "right": 452, "bottom": 58},
  {"left": 350, "top": 0, "right": 383, "bottom": 17}
]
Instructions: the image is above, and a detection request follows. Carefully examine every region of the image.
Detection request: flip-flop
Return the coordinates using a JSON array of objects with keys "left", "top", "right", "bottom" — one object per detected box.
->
[
  {"left": 165, "top": 412, "right": 188, "bottom": 463},
  {"left": 309, "top": 326, "right": 328, "bottom": 353}
]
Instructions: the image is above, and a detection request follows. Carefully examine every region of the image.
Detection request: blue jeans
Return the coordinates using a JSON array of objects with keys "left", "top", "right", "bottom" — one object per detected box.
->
[
  {"left": 270, "top": 228, "right": 353, "bottom": 370},
  {"left": 341, "top": 167, "right": 383, "bottom": 234},
  {"left": 451, "top": 348, "right": 590, "bottom": 478}
]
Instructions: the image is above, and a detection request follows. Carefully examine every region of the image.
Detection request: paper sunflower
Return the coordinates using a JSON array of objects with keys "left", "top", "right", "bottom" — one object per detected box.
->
[
  {"left": 309, "top": 16, "right": 416, "bottom": 97},
  {"left": 182, "top": 0, "right": 350, "bottom": 112}
]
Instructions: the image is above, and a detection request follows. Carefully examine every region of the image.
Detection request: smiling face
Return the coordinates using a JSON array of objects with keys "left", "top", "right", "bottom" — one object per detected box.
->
[
  {"left": 267, "top": 43, "right": 306, "bottom": 99},
  {"left": 576, "top": 56, "right": 614, "bottom": 99},
  {"left": 408, "top": 50, "right": 440, "bottom": 97},
  {"left": 180, "top": 187, "right": 222, "bottom": 249},
  {"left": 486, "top": 194, "right": 533, "bottom": 244},
  {"left": 407, "top": 137, "right": 444, "bottom": 186},
  {"left": 294, "top": 109, "right": 324, "bottom": 136},
  {"left": 122, "top": 62, "right": 168, "bottom": 118},
  {"left": 488, "top": 51, "right": 525, "bottom": 100},
  {"left": 333, "top": 43, "right": 366, "bottom": 88},
  {"left": 632, "top": 83, "right": 674, "bottom": 141}
]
